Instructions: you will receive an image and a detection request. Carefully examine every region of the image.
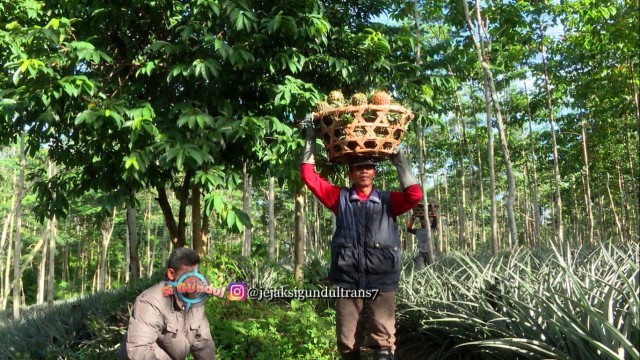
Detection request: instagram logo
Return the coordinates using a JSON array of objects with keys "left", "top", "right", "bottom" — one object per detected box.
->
[{"left": 227, "top": 282, "right": 247, "bottom": 301}]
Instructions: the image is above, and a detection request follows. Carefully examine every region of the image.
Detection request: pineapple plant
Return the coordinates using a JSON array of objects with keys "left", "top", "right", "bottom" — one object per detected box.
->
[
  {"left": 350, "top": 92, "right": 368, "bottom": 106},
  {"left": 327, "top": 90, "right": 345, "bottom": 107},
  {"left": 371, "top": 90, "right": 391, "bottom": 105}
]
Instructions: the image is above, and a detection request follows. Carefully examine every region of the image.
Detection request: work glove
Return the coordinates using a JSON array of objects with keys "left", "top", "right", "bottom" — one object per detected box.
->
[
  {"left": 391, "top": 149, "right": 418, "bottom": 189},
  {"left": 300, "top": 125, "right": 316, "bottom": 164}
]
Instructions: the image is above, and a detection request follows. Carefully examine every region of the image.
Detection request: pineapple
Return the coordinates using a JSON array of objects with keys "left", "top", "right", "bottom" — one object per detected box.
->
[
  {"left": 371, "top": 90, "right": 391, "bottom": 105},
  {"left": 387, "top": 112, "right": 401, "bottom": 123},
  {"left": 314, "top": 100, "right": 331, "bottom": 114},
  {"left": 350, "top": 92, "right": 368, "bottom": 106},
  {"left": 327, "top": 90, "right": 345, "bottom": 107}
]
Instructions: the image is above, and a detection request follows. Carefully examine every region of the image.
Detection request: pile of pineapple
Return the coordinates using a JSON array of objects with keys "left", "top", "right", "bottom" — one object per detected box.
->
[{"left": 314, "top": 89, "right": 393, "bottom": 114}]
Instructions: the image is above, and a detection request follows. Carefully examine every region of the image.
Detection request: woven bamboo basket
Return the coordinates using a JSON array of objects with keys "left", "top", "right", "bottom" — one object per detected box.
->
[
  {"left": 412, "top": 202, "right": 439, "bottom": 219},
  {"left": 313, "top": 104, "right": 414, "bottom": 163}
]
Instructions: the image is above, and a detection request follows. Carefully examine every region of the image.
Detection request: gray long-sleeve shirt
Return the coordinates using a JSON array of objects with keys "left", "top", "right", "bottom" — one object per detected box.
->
[{"left": 119, "top": 281, "right": 215, "bottom": 360}]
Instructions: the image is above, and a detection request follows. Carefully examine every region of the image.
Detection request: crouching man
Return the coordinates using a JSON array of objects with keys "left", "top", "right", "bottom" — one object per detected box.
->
[{"left": 119, "top": 247, "right": 215, "bottom": 360}]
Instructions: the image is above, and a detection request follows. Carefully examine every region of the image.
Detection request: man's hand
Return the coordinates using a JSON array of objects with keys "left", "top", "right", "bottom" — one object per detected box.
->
[
  {"left": 391, "top": 149, "right": 418, "bottom": 189},
  {"left": 300, "top": 125, "right": 316, "bottom": 165}
]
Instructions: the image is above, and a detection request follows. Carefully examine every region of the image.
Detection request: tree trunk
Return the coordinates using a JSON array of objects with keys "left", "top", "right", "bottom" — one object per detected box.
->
[
  {"left": 125, "top": 219, "right": 130, "bottom": 283},
  {"left": 156, "top": 170, "right": 193, "bottom": 249},
  {"left": 414, "top": 0, "right": 434, "bottom": 261},
  {"left": 37, "top": 230, "right": 47, "bottom": 304},
  {"left": 145, "top": 196, "right": 153, "bottom": 276},
  {"left": 149, "top": 221, "right": 158, "bottom": 276},
  {"left": 629, "top": 61, "right": 640, "bottom": 239},
  {"left": 622, "top": 133, "right": 638, "bottom": 242},
  {"left": 521, "top": 178, "right": 532, "bottom": 247},
  {"left": 450, "top": 112, "right": 466, "bottom": 250},
  {"left": 0, "top": 171, "right": 16, "bottom": 308},
  {"left": 443, "top": 169, "right": 451, "bottom": 253},
  {"left": 98, "top": 210, "right": 117, "bottom": 292},
  {"left": 456, "top": 160, "right": 466, "bottom": 251},
  {"left": 452, "top": 72, "right": 477, "bottom": 251},
  {"left": 617, "top": 164, "right": 630, "bottom": 242},
  {"left": 305, "top": 193, "right": 313, "bottom": 254},
  {"left": 1, "top": 225, "right": 12, "bottom": 310},
  {"left": 242, "top": 161, "right": 253, "bottom": 257},
  {"left": 455, "top": 104, "right": 470, "bottom": 251},
  {"left": 463, "top": 1, "right": 517, "bottom": 250},
  {"left": 268, "top": 175, "right": 276, "bottom": 260},
  {"left": 417, "top": 122, "right": 435, "bottom": 263},
  {"left": 192, "top": 184, "right": 204, "bottom": 256},
  {"left": 579, "top": 117, "right": 595, "bottom": 246},
  {"left": 13, "top": 132, "right": 25, "bottom": 319},
  {"left": 62, "top": 236, "right": 69, "bottom": 282},
  {"left": 293, "top": 186, "right": 306, "bottom": 282},
  {"left": 540, "top": 29, "right": 565, "bottom": 247},
  {"left": 464, "top": 132, "right": 477, "bottom": 251},
  {"left": 597, "top": 191, "right": 606, "bottom": 241},
  {"left": 523, "top": 82, "right": 541, "bottom": 246},
  {"left": 47, "top": 214, "right": 56, "bottom": 307},
  {"left": 200, "top": 204, "right": 209, "bottom": 261},
  {"left": 157, "top": 186, "right": 180, "bottom": 247},
  {"left": 0, "top": 230, "right": 47, "bottom": 307},
  {"left": 435, "top": 173, "right": 444, "bottom": 253},
  {"left": 476, "top": 79, "right": 498, "bottom": 253},
  {"left": 107, "top": 255, "right": 112, "bottom": 290},
  {"left": 78, "top": 235, "right": 84, "bottom": 296},
  {"left": 607, "top": 174, "right": 624, "bottom": 242},
  {"left": 313, "top": 197, "right": 321, "bottom": 253},
  {"left": 127, "top": 204, "right": 140, "bottom": 280},
  {"left": 460, "top": 1, "right": 500, "bottom": 254},
  {"left": 476, "top": 136, "right": 487, "bottom": 248},
  {"left": 161, "top": 223, "right": 168, "bottom": 269}
]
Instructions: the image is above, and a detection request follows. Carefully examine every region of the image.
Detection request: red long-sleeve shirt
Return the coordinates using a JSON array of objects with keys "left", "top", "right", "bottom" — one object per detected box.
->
[{"left": 301, "top": 163, "right": 422, "bottom": 216}]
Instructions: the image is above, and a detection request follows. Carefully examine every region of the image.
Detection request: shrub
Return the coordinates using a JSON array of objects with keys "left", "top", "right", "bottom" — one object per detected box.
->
[{"left": 207, "top": 298, "right": 337, "bottom": 359}]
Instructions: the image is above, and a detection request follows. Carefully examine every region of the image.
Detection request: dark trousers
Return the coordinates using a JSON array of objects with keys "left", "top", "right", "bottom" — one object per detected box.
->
[
  {"left": 335, "top": 290, "right": 396, "bottom": 354},
  {"left": 414, "top": 251, "right": 430, "bottom": 269}
]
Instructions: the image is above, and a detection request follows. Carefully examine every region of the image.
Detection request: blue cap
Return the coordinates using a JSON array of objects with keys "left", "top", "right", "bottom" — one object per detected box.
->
[{"left": 348, "top": 158, "right": 376, "bottom": 168}]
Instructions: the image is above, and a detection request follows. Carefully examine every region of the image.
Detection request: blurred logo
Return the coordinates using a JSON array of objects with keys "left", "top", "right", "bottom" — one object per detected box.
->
[
  {"left": 162, "top": 267, "right": 226, "bottom": 311},
  {"left": 227, "top": 282, "right": 247, "bottom": 301}
]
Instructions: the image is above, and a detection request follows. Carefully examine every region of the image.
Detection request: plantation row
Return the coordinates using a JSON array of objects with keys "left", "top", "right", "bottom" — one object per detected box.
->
[{"left": 0, "top": 243, "right": 636, "bottom": 360}]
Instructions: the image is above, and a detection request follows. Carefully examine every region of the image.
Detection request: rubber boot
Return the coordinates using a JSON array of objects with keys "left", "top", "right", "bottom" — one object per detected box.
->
[
  {"left": 372, "top": 348, "right": 394, "bottom": 360},
  {"left": 340, "top": 350, "right": 361, "bottom": 360}
]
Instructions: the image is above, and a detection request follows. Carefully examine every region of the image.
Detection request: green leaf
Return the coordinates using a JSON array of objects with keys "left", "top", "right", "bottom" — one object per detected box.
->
[
  {"left": 75, "top": 110, "right": 99, "bottom": 125},
  {"left": 6, "top": 21, "right": 20, "bottom": 30},
  {"left": 268, "top": 15, "right": 281, "bottom": 33},
  {"left": 226, "top": 210, "right": 236, "bottom": 229},
  {"left": 213, "top": 196, "right": 223, "bottom": 215},
  {"left": 124, "top": 156, "right": 139, "bottom": 170},
  {"left": 12, "top": 67, "right": 22, "bottom": 85},
  {"left": 148, "top": 40, "right": 172, "bottom": 52}
]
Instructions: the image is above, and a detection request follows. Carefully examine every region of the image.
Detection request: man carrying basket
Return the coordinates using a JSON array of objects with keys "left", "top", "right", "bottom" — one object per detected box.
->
[{"left": 300, "top": 125, "right": 421, "bottom": 360}]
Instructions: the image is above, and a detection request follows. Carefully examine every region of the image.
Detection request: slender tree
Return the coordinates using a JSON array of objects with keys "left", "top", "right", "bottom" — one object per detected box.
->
[
  {"left": 293, "top": 186, "right": 305, "bottom": 282},
  {"left": 580, "top": 114, "right": 595, "bottom": 246},
  {"left": 126, "top": 204, "right": 140, "bottom": 280},
  {"left": 267, "top": 175, "right": 276, "bottom": 260},
  {"left": 12, "top": 132, "right": 25, "bottom": 319},
  {"left": 540, "top": 29, "right": 565, "bottom": 247},
  {"left": 462, "top": 0, "right": 518, "bottom": 250},
  {"left": 97, "top": 209, "right": 116, "bottom": 292},
  {"left": 47, "top": 160, "right": 57, "bottom": 307}
]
